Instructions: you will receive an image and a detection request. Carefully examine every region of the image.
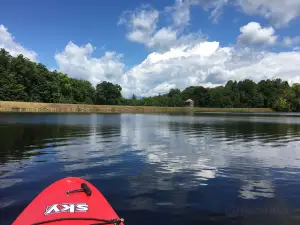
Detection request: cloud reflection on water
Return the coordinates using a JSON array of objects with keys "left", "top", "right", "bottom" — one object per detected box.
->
[{"left": 1, "top": 113, "right": 300, "bottom": 207}]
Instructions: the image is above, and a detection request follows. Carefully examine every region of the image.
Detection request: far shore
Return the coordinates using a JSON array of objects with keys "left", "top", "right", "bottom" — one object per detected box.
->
[{"left": 0, "top": 101, "right": 274, "bottom": 113}]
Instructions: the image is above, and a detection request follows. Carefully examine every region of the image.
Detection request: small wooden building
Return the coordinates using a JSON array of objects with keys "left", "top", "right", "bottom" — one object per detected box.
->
[{"left": 185, "top": 99, "right": 194, "bottom": 107}]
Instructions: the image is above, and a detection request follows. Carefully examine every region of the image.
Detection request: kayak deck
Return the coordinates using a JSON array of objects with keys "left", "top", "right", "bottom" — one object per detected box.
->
[{"left": 13, "top": 177, "right": 124, "bottom": 225}]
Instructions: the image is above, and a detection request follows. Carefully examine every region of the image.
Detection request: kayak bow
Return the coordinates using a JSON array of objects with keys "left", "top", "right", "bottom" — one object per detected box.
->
[{"left": 13, "top": 177, "right": 124, "bottom": 225}]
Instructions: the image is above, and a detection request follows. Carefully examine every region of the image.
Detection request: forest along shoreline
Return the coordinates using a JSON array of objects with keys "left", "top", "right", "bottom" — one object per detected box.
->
[
  {"left": 1, "top": 48, "right": 299, "bottom": 112},
  {"left": 0, "top": 101, "right": 273, "bottom": 113}
]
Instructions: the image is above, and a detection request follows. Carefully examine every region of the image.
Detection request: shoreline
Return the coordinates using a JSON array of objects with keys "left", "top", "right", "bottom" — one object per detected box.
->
[{"left": 0, "top": 101, "right": 274, "bottom": 113}]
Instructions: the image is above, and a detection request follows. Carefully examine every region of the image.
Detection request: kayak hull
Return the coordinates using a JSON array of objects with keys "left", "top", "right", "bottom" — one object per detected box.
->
[{"left": 13, "top": 177, "right": 123, "bottom": 225}]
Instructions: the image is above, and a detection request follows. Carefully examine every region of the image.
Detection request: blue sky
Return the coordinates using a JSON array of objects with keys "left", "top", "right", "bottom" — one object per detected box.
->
[{"left": 1, "top": 0, "right": 300, "bottom": 97}]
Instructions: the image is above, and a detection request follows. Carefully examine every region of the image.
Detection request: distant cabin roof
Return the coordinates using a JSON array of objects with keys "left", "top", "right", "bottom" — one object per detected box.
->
[{"left": 185, "top": 99, "right": 194, "bottom": 102}]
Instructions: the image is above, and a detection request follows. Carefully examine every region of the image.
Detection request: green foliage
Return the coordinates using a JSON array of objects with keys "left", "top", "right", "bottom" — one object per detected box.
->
[
  {"left": 258, "top": 79, "right": 289, "bottom": 107},
  {"left": 181, "top": 86, "right": 209, "bottom": 107},
  {"left": 273, "top": 98, "right": 291, "bottom": 112},
  {"left": 0, "top": 49, "right": 97, "bottom": 105},
  {"left": 278, "top": 84, "right": 300, "bottom": 112},
  {"left": 95, "top": 81, "right": 122, "bottom": 105},
  {"left": 0, "top": 70, "right": 27, "bottom": 101},
  {"left": 209, "top": 86, "right": 231, "bottom": 107},
  {"left": 168, "top": 88, "right": 181, "bottom": 98},
  {"left": 132, "top": 79, "right": 299, "bottom": 111},
  {"left": 1, "top": 48, "right": 300, "bottom": 111}
]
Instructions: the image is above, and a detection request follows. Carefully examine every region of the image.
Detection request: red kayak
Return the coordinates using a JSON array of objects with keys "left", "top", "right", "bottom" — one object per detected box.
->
[{"left": 13, "top": 177, "right": 124, "bottom": 225}]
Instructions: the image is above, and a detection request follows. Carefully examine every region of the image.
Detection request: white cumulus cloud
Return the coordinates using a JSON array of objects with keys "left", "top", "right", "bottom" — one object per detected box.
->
[
  {"left": 167, "top": 0, "right": 229, "bottom": 27},
  {"left": 0, "top": 24, "right": 37, "bottom": 61},
  {"left": 118, "top": 4, "right": 207, "bottom": 51},
  {"left": 54, "top": 40, "right": 300, "bottom": 98},
  {"left": 121, "top": 1, "right": 300, "bottom": 51},
  {"left": 167, "top": 0, "right": 192, "bottom": 27},
  {"left": 167, "top": 0, "right": 300, "bottom": 28},
  {"left": 237, "top": 22, "right": 278, "bottom": 46},
  {"left": 118, "top": 5, "right": 162, "bottom": 48},
  {"left": 123, "top": 41, "right": 300, "bottom": 97},
  {"left": 55, "top": 42, "right": 125, "bottom": 86},
  {"left": 150, "top": 27, "right": 178, "bottom": 49},
  {"left": 237, "top": 0, "right": 300, "bottom": 27}
]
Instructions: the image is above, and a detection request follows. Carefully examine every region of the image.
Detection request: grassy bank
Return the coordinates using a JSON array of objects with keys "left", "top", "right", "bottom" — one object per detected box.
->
[
  {"left": 0, "top": 101, "right": 273, "bottom": 113},
  {"left": 0, "top": 101, "right": 189, "bottom": 113}
]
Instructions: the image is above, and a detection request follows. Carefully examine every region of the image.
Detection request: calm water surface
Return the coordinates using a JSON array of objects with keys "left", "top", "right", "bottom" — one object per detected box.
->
[{"left": 1, "top": 113, "right": 300, "bottom": 224}]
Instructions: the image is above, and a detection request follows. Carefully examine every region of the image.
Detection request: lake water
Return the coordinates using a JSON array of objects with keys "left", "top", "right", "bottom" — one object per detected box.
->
[{"left": 1, "top": 113, "right": 300, "bottom": 225}]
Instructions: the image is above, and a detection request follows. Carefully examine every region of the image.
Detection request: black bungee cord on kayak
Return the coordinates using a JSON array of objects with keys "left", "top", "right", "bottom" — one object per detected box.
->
[
  {"left": 66, "top": 183, "right": 93, "bottom": 196},
  {"left": 91, "top": 218, "right": 125, "bottom": 225},
  {"left": 31, "top": 217, "right": 124, "bottom": 225}
]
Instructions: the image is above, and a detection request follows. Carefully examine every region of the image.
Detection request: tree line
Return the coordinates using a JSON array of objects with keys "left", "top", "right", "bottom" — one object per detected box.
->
[{"left": 1, "top": 48, "right": 299, "bottom": 111}]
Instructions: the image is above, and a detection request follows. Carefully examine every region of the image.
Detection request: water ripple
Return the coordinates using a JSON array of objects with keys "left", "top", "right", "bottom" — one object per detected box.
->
[{"left": 1, "top": 114, "right": 300, "bottom": 225}]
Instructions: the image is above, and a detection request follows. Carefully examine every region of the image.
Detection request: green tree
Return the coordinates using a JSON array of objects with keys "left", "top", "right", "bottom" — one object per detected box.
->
[
  {"left": 182, "top": 86, "right": 209, "bottom": 107},
  {"left": 168, "top": 88, "right": 181, "bottom": 98},
  {"left": 57, "top": 72, "right": 74, "bottom": 103},
  {"left": 238, "top": 79, "right": 258, "bottom": 107},
  {"left": 0, "top": 71, "right": 27, "bottom": 101},
  {"left": 95, "top": 81, "right": 122, "bottom": 105},
  {"left": 273, "top": 98, "right": 291, "bottom": 112},
  {"left": 208, "top": 86, "right": 232, "bottom": 107},
  {"left": 34, "top": 64, "right": 60, "bottom": 103},
  {"left": 283, "top": 84, "right": 300, "bottom": 112},
  {"left": 225, "top": 80, "right": 240, "bottom": 107},
  {"left": 258, "top": 79, "right": 289, "bottom": 107}
]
